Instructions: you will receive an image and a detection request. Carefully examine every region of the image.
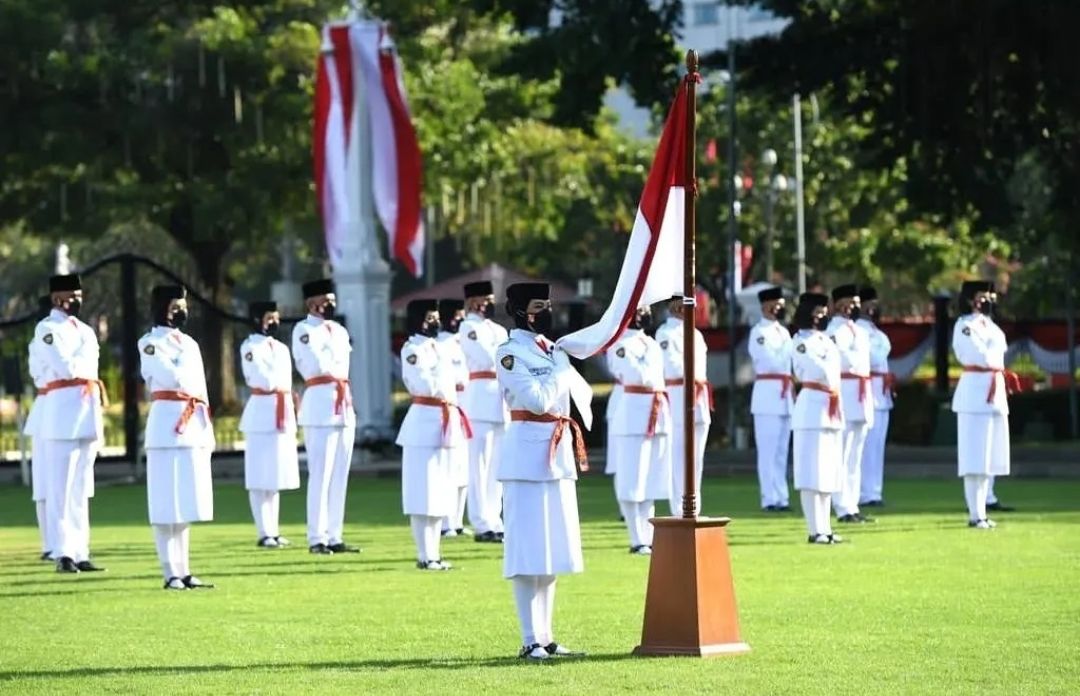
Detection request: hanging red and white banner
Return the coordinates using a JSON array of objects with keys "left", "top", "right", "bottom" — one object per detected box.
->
[{"left": 313, "top": 21, "right": 424, "bottom": 276}]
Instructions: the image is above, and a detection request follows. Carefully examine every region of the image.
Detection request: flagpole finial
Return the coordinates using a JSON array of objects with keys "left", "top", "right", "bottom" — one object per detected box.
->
[{"left": 686, "top": 49, "right": 699, "bottom": 75}]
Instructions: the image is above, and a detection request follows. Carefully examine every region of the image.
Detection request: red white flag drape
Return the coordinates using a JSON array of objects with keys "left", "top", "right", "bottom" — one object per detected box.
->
[
  {"left": 556, "top": 78, "right": 693, "bottom": 359},
  {"left": 313, "top": 21, "right": 424, "bottom": 276}
]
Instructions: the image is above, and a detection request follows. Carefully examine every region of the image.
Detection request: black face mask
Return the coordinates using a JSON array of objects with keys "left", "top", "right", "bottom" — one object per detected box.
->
[
  {"left": 527, "top": 309, "right": 553, "bottom": 335},
  {"left": 169, "top": 309, "right": 188, "bottom": 330},
  {"left": 482, "top": 303, "right": 495, "bottom": 320},
  {"left": 318, "top": 301, "right": 336, "bottom": 320},
  {"left": 422, "top": 322, "right": 440, "bottom": 338},
  {"left": 261, "top": 321, "right": 280, "bottom": 338},
  {"left": 977, "top": 298, "right": 995, "bottom": 316},
  {"left": 64, "top": 298, "right": 82, "bottom": 318},
  {"left": 867, "top": 307, "right": 881, "bottom": 323},
  {"left": 444, "top": 318, "right": 461, "bottom": 334},
  {"left": 812, "top": 314, "right": 829, "bottom": 331},
  {"left": 630, "top": 312, "right": 652, "bottom": 331},
  {"left": 771, "top": 305, "right": 787, "bottom": 322},
  {"left": 847, "top": 305, "right": 861, "bottom": 321}
]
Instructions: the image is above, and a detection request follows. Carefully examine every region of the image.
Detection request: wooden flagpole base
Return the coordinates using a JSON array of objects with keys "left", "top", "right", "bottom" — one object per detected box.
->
[{"left": 632, "top": 516, "right": 750, "bottom": 657}]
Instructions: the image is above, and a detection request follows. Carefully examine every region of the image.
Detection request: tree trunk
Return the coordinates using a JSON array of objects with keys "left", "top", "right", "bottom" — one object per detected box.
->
[{"left": 191, "top": 245, "right": 238, "bottom": 412}]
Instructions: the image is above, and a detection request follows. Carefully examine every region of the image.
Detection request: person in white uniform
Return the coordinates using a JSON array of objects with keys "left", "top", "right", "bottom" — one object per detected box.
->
[
  {"left": 25, "top": 295, "right": 54, "bottom": 561},
  {"left": 655, "top": 295, "right": 712, "bottom": 516},
  {"left": 952, "top": 281, "right": 1016, "bottom": 529},
  {"left": 239, "top": 301, "right": 300, "bottom": 548},
  {"left": 397, "top": 300, "right": 471, "bottom": 570},
  {"left": 826, "top": 284, "right": 875, "bottom": 524},
  {"left": 35, "top": 274, "right": 106, "bottom": 574},
  {"left": 791, "top": 293, "right": 845, "bottom": 544},
  {"left": 606, "top": 307, "right": 671, "bottom": 554},
  {"left": 496, "top": 282, "right": 590, "bottom": 661},
  {"left": 459, "top": 280, "right": 508, "bottom": 544},
  {"left": 748, "top": 286, "right": 794, "bottom": 512},
  {"left": 293, "top": 279, "right": 359, "bottom": 555},
  {"left": 436, "top": 298, "right": 472, "bottom": 538},
  {"left": 139, "top": 285, "right": 215, "bottom": 590},
  {"left": 856, "top": 286, "right": 893, "bottom": 508}
]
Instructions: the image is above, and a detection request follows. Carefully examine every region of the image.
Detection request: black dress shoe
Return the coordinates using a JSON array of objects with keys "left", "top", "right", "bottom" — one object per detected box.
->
[
  {"left": 309, "top": 543, "right": 334, "bottom": 555},
  {"left": 327, "top": 542, "right": 361, "bottom": 553},
  {"left": 75, "top": 560, "right": 106, "bottom": 572},
  {"left": 837, "top": 514, "right": 860, "bottom": 523},
  {"left": 545, "top": 642, "right": 584, "bottom": 657},
  {"left": 182, "top": 575, "right": 215, "bottom": 589},
  {"left": 55, "top": 557, "right": 80, "bottom": 573},
  {"left": 762, "top": 505, "right": 778, "bottom": 512},
  {"left": 855, "top": 513, "right": 876, "bottom": 523},
  {"left": 163, "top": 577, "right": 187, "bottom": 590},
  {"left": 40, "top": 552, "right": 53, "bottom": 562},
  {"left": 474, "top": 531, "right": 503, "bottom": 544},
  {"left": 777, "top": 505, "right": 792, "bottom": 512},
  {"left": 987, "top": 502, "right": 1015, "bottom": 512},
  {"left": 862, "top": 500, "right": 884, "bottom": 508}
]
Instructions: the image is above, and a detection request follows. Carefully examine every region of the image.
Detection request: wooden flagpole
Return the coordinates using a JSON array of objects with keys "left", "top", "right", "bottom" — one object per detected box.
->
[{"left": 633, "top": 50, "right": 750, "bottom": 658}]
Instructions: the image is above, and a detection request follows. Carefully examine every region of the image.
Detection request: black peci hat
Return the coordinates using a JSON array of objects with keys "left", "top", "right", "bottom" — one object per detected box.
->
[
  {"left": 49, "top": 274, "right": 81, "bottom": 293},
  {"left": 757, "top": 286, "right": 783, "bottom": 302},
  {"left": 302, "top": 279, "right": 335, "bottom": 299},
  {"left": 960, "top": 280, "right": 994, "bottom": 298},
  {"left": 463, "top": 281, "right": 494, "bottom": 298},
  {"left": 407, "top": 299, "right": 438, "bottom": 335},
  {"left": 831, "top": 284, "right": 858, "bottom": 302},
  {"left": 859, "top": 286, "right": 878, "bottom": 302},
  {"left": 249, "top": 301, "right": 278, "bottom": 320},
  {"left": 506, "top": 283, "right": 549, "bottom": 309}
]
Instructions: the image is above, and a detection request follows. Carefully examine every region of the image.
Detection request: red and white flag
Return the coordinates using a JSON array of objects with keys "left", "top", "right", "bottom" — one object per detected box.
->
[
  {"left": 557, "top": 77, "right": 693, "bottom": 358},
  {"left": 313, "top": 21, "right": 424, "bottom": 276}
]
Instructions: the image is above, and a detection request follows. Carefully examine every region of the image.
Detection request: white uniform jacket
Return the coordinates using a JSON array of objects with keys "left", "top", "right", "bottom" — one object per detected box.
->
[
  {"left": 139, "top": 326, "right": 215, "bottom": 449},
  {"left": 34, "top": 309, "right": 104, "bottom": 441},
  {"left": 857, "top": 318, "right": 894, "bottom": 411},
  {"left": 239, "top": 333, "right": 298, "bottom": 434},
  {"left": 655, "top": 317, "right": 711, "bottom": 424},
  {"left": 496, "top": 330, "right": 592, "bottom": 482},
  {"left": 605, "top": 329, "right": 671, "bottom": 436},
  {"left": 791, "top": 330, "right": 845, "bottom": 431},
  {"left": 436, "top": 331, "right": 470, "bottom": 392},
  {"left": 292, "top": 315, "right": 355, "bottom": 427},
  {"left": 951, "top": 313, "right": 1010, "bottom": 415},
  {"left": 748, "top": 318, "right": 794, "bottom": 416},
  {"left": 459, "top": 313, "right": 510, "bottom": 424},
  {"left": 826, "top": 316, "right": 874, "bottom": 424},
  {"left": 23, "top": 337, "right": 46, "bottom": 437},
  {"left": 396, "top": 335, "right": 469, "bottom": 448}
]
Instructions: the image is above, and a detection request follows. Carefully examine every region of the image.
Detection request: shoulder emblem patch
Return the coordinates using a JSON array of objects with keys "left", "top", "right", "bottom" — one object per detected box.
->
[
  {"left": 660, "top": 340, "right": 668, "bottom": 349},
  {"left": 406, "top": 354, "right": 417, "bottom": 365},
  {"left": 43, "top": 334, "right": 53, "bottom": 345},
  {"left": 501, "top": 355, "right": 515, "bottom": 370},
  {"left": 962, "top": 327, "right": 971, "bottom": 336},
  {"left": 144, "top": 344, "right": 155, "bottom": 356},
  {"left": 468, "top": 331, "right": 478, "bottom": 340},
  {"left": 756, "top": 336, "right": 765, "bottom": 345},
  {"left": 300, "top": 333, "right": 310, "bottom": 344},
  {"left": 244, "top": 352, "right": 253, "bottom": 362},
  {"left": 797, "top": 344, "right": 806, "bottom": 354},
  {"left": 616, "top": 347, "right": 626, "bottom": 358}
]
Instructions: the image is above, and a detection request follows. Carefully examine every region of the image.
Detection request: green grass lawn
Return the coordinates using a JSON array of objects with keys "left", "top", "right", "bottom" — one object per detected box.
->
[{"left": 1, "top": 476, "right": 1078, "bottom": 695}]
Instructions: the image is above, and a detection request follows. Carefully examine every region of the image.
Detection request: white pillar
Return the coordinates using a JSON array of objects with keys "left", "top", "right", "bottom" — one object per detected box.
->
[{"left": 334, "top": 23, "right": 394, "bottom": 443}]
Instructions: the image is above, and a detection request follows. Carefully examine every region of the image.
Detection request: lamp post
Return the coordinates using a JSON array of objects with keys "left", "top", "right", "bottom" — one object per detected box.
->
[{"left": 759, "top": 148, "right": 789, "bottom": 284}]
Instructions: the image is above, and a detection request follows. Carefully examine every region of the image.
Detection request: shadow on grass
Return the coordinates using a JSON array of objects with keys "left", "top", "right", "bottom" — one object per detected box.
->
[{"left": 0, "top": 652, "right": 637, "bottom": 681}]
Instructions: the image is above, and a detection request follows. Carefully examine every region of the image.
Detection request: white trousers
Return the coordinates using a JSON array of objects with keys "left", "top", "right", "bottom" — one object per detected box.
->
[
  {"left": 153, "top": 523, "right": 191, "bottom": 580},
  {"left": 860, "top": 410, "right": 890, "bottom": 504},
  {"left": 753, "top": 414, "right": 791, "bottom": 508},
  {"left": 963, "top": 474, "right": 991, "bottom": 522},
  {"left": 442, "top": 487, "right": 468, "bottom": 532},
  {"left": 833, "top": 422, "right": 869, "bottom": 517},
  {"left": 45, "top": 439, "right": 96, "bottom": 562},
  {"left": 410, "top": 515, "right": 443, "bottom": 562},
  {"left": 512, "top": 575, "right": 557, "bottom": 646},
  {"left": 304, "top": 426, "right": 355, "bottom": 546},
  {"left": 668, "top": 422, "right": 708, "bottom": 516},
  {"left": 799, "top": 490, "right": 834, "bottom": 537},
  {"left": 467, "top": 421, "right": 504, "bottom": 534},
  {"left": 618, "top": 501, "right": 655, "bottom": 547},
  {"left": 987, "top": 477, "right": 999, "bottom": 505},
  {"left": 248, "top": 490, "right": 281, "bottom": 539}
]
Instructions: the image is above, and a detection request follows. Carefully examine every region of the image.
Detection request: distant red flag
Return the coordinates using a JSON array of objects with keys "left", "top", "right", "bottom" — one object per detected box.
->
[{"left": 704, "top": 138, "right": 718, "bottom": 163}]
